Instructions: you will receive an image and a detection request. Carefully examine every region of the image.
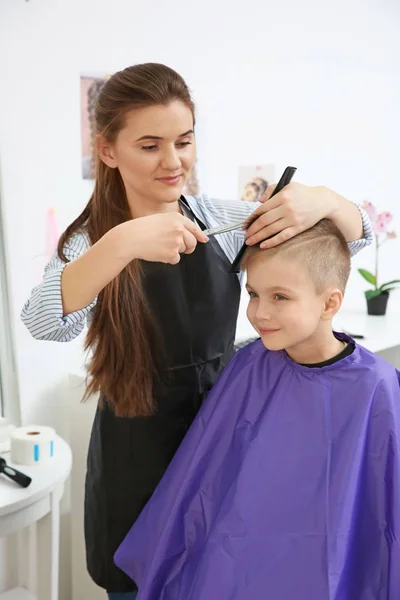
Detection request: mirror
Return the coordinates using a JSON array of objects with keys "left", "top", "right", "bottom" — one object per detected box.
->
[{"left": 0, "top": 165, "right": 21, "bottom": 425}]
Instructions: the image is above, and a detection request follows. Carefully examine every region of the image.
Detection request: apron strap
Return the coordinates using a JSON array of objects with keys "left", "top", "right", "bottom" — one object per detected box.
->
[{"left": 179, "top": 196, "right": 206, "bottom": 231}]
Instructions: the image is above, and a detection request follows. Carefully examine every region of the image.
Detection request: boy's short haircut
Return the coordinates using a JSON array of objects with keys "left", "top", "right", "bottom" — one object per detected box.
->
[{"left": 242, "top": 218, "right": 351, "bottom": 294}]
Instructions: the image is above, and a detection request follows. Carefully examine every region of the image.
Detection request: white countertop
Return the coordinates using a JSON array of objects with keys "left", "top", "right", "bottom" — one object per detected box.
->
[{"left": 333, "top": 309, "right": 400, "bottom": 353}]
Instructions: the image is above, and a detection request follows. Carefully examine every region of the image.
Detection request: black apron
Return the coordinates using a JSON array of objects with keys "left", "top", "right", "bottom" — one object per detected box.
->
[{"left": 84, "top": 198, "right": 241, "bottom": 592}]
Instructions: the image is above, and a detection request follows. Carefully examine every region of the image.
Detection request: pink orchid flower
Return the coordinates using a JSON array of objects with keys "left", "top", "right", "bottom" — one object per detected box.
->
[
  {"left": 362, "top": 201, "right": 393, "bottom": 235},
  {"left": 375, "top": 212, "right": 393, "bottom": 234},
  {"left": 362, "top": 200, "right": 377, "bottom": 222}
]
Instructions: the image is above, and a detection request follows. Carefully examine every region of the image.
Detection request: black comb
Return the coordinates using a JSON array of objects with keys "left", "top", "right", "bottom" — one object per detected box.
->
[{"left": 231, "top": 166, "right": 297, "bottom": 273}]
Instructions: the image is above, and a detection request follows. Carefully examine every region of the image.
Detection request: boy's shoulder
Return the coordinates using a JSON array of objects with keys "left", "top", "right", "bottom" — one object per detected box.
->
[
  {"left": 356, "top": 342, "right": 399, "bottom": 375},
  {"left": 352, "top": 342, "right": 400, "bottom": 394}
]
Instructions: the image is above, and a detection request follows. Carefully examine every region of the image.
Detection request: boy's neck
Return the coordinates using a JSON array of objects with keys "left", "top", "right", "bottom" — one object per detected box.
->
[{"left": 285, "top": 327, "right": 346, "bottom": 365}]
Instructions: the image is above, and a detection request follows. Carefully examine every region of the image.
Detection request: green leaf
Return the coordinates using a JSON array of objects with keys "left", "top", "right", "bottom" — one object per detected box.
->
[
  {"left": 379, "top": 279, "right": 400, "bottom": 291},
  {"left": 358, "top": 268, "right": 377, "bottom": 287},
  {"left": 365, "top": 289, "right": 383, "bottom": 300}
]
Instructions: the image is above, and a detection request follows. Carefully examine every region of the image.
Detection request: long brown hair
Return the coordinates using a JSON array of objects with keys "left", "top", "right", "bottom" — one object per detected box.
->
[{"left": 58, "top": 63, "right": 195, "bottom": 417}]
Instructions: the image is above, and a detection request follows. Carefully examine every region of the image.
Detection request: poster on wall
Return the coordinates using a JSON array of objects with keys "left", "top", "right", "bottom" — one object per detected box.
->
[
  {"left": 80, "top": 74, "right": 108, "bottom": 180},
  {"left": 238, "top": 164, "right": 276, "bottom": 202}
]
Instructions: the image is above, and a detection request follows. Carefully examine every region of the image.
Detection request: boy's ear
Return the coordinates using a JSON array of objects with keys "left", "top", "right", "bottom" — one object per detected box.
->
[{"left": 321, "top": 289, "right": 343, "bottom": 321}]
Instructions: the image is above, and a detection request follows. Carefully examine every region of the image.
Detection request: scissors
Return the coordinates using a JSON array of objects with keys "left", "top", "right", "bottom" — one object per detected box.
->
[{"left": 203, "top": 220, "right": 246, "bottom": 237}]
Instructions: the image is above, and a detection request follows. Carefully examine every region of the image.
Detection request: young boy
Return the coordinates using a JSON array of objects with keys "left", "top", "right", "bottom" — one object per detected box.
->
[{"left": 115, "top": 220, "right": 400, "bottom": 599}]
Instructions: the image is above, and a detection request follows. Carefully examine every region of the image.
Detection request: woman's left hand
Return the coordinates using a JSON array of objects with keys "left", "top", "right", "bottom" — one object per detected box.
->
[{"left": 244, "top": 183, "right": 337, "bottom": 249}]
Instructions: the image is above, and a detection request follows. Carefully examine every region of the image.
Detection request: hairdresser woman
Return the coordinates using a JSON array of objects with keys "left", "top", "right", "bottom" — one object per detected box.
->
[{"left": 21, "top": 63, "right": 372, "bottom": 599}]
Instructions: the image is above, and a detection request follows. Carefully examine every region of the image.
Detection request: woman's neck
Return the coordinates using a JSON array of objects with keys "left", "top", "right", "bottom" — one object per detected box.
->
[{"left": 127, "top": 191, "right": 182, "bottom": 219}]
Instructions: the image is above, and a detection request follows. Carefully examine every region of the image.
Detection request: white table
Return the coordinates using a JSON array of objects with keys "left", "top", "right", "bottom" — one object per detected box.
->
[
  {"left": 332, "top": 309, "right": 400, "bottom": 354},
  {"left": 0, "top": 436, "right": 72, "bottom": 600}
]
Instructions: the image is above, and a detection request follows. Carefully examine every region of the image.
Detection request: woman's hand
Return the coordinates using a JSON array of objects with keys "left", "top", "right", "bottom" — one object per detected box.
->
[
  {"left": 117, "top": 213, "right": 209, "bottom": 265},
  {"left": 244, "top": 183, "right": 362, "bottom": 248}
]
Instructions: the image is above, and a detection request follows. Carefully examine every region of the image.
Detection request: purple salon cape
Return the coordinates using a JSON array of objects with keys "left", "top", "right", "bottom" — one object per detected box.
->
[{"left": 114, "top": 336, "right": 400, "bottom": 600}]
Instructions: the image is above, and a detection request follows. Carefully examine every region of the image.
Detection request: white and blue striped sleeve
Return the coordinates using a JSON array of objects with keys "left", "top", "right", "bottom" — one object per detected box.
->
[
  {"left": 21, "top": 230, "right": 96, "bottom": 342},
  {"left": 347, "top": 204, "right": 373, "bottom": 256},
  {"left": 187, "top": 196, "right": 373, "bottom": 263}
]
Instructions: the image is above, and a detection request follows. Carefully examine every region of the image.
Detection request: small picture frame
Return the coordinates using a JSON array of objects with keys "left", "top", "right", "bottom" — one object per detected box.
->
[{"left": 238, "top": 164, "right": 276, "bottom": 202}]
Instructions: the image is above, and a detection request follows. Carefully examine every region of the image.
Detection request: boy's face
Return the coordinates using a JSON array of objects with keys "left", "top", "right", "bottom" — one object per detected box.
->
[{"left": 246, "top": 253, "right": 327, "bottom": 352}]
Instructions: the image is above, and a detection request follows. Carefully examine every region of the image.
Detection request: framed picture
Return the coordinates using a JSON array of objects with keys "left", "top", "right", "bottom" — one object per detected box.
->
[
  {"left": 80, "top": 75, "right": 107, "bottom": 180},
  {"left": 238, "top": 164, "right": 276, "bottom": 202}
]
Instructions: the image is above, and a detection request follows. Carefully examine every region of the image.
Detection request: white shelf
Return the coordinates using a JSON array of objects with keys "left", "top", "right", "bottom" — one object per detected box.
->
[{"left": 0, "top": 589, "right": 36, "bottom": 600}]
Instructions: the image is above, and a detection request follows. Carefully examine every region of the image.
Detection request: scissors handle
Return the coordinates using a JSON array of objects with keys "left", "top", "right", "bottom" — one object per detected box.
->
[{"left": 230, "top": 166, "right": 297, "bottom": 273}]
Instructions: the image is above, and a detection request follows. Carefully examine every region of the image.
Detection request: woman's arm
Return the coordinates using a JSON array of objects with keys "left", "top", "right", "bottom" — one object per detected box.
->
[
  {"left": 187, "top": 194, "right": 372, "bottom": 263},
  {"left": 60, "top": 226, "right": 133, "bottom": 316},
  {"left": 242, "top": 183, "right": 373, "bottom": 250},
  {"left": 61, "top": 214, "right": 208, "bottom": 314},
  {"left": 317, "top": 186, "right": 365, "bottom": 242},
  {"left": 21, "top": 213, "right": 208, "bottom": 341},
  {"left": 21, "top": 230, "right": 96, "bottom": 342}
]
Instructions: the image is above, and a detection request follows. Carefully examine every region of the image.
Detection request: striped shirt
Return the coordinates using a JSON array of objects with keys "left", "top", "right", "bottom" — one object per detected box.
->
[{"left": 21, "top": 196, "right": 373, "bottom": 343}]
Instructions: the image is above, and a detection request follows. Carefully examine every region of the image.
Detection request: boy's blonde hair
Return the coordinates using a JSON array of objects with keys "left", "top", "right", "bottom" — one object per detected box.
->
[{"left": 242, "top": 219, "right": 351, "bottom": 294}]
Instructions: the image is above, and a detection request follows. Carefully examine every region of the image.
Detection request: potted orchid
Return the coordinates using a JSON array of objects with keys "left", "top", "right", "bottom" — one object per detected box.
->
[{"left": 358, "top": 201, "right": 399, "bottom": 315}]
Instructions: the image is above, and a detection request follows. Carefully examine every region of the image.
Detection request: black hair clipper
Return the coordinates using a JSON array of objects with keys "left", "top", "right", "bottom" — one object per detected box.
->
[{"left": 0, "top": 457, "right": 32, "bottom": 488}]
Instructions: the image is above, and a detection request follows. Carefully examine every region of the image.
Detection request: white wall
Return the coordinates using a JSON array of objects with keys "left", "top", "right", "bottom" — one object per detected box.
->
[
  {"left": 0, "top": 0, "right": 399, "bottom": 596},
  {"left": 0, "top": 0, "right": 399, "bottom": 420}
]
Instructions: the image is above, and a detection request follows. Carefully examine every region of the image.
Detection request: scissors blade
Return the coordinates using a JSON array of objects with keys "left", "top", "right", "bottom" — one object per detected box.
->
[{"left": 204, "top": 220, "right": 245, "bottom": 237}]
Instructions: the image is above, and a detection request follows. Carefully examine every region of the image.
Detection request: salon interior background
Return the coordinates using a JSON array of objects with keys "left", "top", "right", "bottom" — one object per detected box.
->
[
  {"left": 1, "top": 0, "right": 399, "bottom": 423},
  {"left": 0, "top": 0, "right": 399, "bottom": 595}
]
